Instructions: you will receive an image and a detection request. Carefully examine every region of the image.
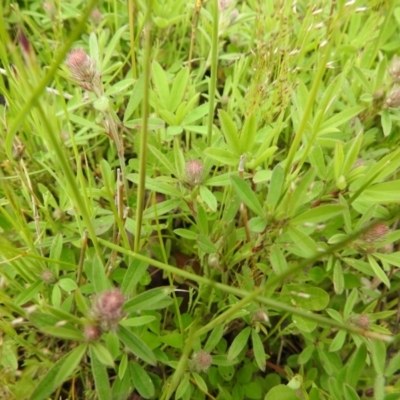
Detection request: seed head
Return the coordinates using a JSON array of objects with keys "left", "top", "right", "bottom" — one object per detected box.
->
[
  {"left": 92, "top": 288, "right": 125, "bottom": 331},
  {"left": 185, "top": 160, "right": 204, "bottom": 186},
  {"left": 91, "top": 8, "right": 102, "bottom": 24},
  {"left": 251, "top": 308, "right": 269, "bottom": 324},
  {"left": 41, "top": 269, "right": 56, "bottom": 284},
  {"left": 84, "top": 324, "right": 102, "bottom": 341},
  {"left": 66, "top": 49, "right": 101, "bottom": 92},
  {"left": 389, "top": 57, "right": 400, "bottom": 82},
  {"left": 189, "top": 349, "right": 212, "bottom": 373},
  {"left": 360, "top": 223, "right": 389, "bottom": 244},
  {"left": 385, "top": 86, "right": 400, "bottom": 108},
  {"left": 349, "top": 314, "right": 370, "bottom": 329}
]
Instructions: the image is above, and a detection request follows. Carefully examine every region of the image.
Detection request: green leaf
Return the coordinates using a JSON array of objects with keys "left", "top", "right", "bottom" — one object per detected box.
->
[
  {"left": 264, "top": 384, "right": 301, "bottom": 400},
  {"left": 90, "top": 345, "right": 112, "bottom": 400},
  {"left": 102, "top": 25, "right": 128, "bottom": 69},
  {"left": 291, "top": 205, "right": 344, "bottom": 225},
  {"left": 319, "top": 106, "right": 364, "bottom": 132},
  {"left": 121, "top": 259, "right": 148, "bottom": 294},
  {"left": 380, "top": 109, "right": 392, "bottom": 137},
  {"left": 124, "top": 287, "right": 173, "bottom": 313},
  {"left": 129, "top": 361, "right": 155, "bottom": 399},
  {"left": 282, "top": 284, "right": 329, "bottom": 311},
  {"left": 343, "top": 133, "right": 363, "bottom": 176},
  {"left": 287, "top": 226, "right": 319, "bottom": 258},
  {"left": 204, "top": 324, "right": 224, "bottom": 352},
  {"left": 218, "top": 109, "right": 241, "bottom": 155},
  {"left": 170, "top": 67, "right": 189, "bottom": 113},
  {"left": 203, "top": 147, "right": 238, "bottom": 166},
  {"left": 123, "top": 74, "right": 144, "bottom": 122},
  {"left": 239, "top": 114, "right": 256, "bottom": 153},
  {"left": 91, "top": 253, "right": 110, "bottom": 293},
  {"left": 16, "top": 280, "right": 43, "bottom": 306},
  {"left": 367, "top": 254, "right": 390, "bottom": 288},
  {"left": 298, "top": 345, "right": 315, "bottom": 365},
  {"left": 192, "top": 371, "right": 208, "bottom": 393},
  {"left": 174, "top": 137, "right": 186, "bottom": 179},
  {"left": 343, "top": 384, "right": 360, "bottom": 400},
  {"left": 152, "top": 61, "right": 170, "bottom": 109},
  {"left": 227, "top": 327, "right": 251, "bottom": 361},
  {"left": 105, "top": 78, "right": 135, "bottom": 96},
  {"left": 251, "top": 329, "right": 266, "bottom": 371},
  {"left": 329, "top": 330, "right": 347, "bottom": 352},
  {"left": 174, "top": 228, "right": 198, "bottom": 240},
  {"left": 90, "top": 342, "right": 115, "bottom": 367},
  {"left": 120, "top": 316, "right": 156, "bottom": 327},
  {"left": 199, "top": 185, "right": 217, "bottom": 212},
  {"left": 370, "top": 339, "right": 386, "bottom": 375},
  {"left": 334, "top": 141, "right": 345, "bottom": 181},
  {"left": 197, "top": 233, "right": 218, "bottom": 254},
  {"left": 127, "top": 173, "right": 182, "bottom": 198},
  {"left": 175, "top": 372, "right": 190, "bottom": 400},
  {"left": 143, "top": 198, "right": 181, "bottom": 219},
  {"left": 267, "top": 165, "right": 284, "bottom": 208},
  {"left": 345, "top": 344, "right": 366, "bottom": 386},
  {"left": 182, "top": 102, "right": 208, "bottom": 125},
  {"left": 385, "top": 351, "right": 400, "bottom": 377},
  {"left": 231, "top": 175, "right": 264, "bottom": 216},
  {"left": 58, "top": 278, "right": 78, "bottom": 292},
  {"left": 49, "top": 234, "right": 63, "bottom": 276},
  {"left": 343, "top": 289, "right": 359, "bottom": 320},
  {"left": 30, "top": 344, "right": 87, "bottom": 400},
  {"left": 118, "top": 326, "right": 157, "bottom": 366},
  {"left": 358, "top": 180, "right": 400, "bottom": 203},
  {"left": 148, "top": 144, "right": 177, "bottom": 176},
  {"left": 40, "top": 326, "right": 84, "bottom": 341}
]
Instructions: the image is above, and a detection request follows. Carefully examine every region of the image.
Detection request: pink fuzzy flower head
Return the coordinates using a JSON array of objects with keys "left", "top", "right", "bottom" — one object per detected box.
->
[
  {"left": 360, "top": 223, "right": 389, "bottom": 244},
  {"left": 41, "top": 269, "right": 56, "bottom": 284},
  {"left": 84, "top": 324, "right": 102, "bottom": 341},
  {"left": 66, "top": 48, "right": 101, "bottom": 93},
  {"left": 185, "top": 160, "right": 204, "bottom": 187},
  {"left": 189, "top": 349, "right": 212, "bottom": 373},
  {"left": 91, "top": 8, "right": 102, "bottom": 24},
  {"left": 349, "top": 314, "right": 370, "bottom": 329},
  {"left": 92, "top": 288, "right": 125, "bottom": 331}
]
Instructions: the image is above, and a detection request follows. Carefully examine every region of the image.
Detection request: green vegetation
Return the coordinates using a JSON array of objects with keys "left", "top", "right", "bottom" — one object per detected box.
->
[{"left": 2, "top": 0, "right": 400, "bottom": 399}]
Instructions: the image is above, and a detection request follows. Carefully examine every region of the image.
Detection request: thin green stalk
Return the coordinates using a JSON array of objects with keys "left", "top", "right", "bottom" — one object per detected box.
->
[
  {"left": 128, "top": 0, "right": 137, "bottom": 80},
  {"left": 5, "top": 0, "right": 98, "bottom": 161},
  {"left": 134, "top": 0, "right": 152, "bottom": 252},
  {"left": 36, "top": 103, "right": 105, "bottom": 265},
  {"left": 284, "top": 39, "right": 332, "bottom": 178},
  {"left": 162, "top": 321, "right": 198, "bottom": 400},
  {"left": 206, "top": 0, "right": 219, "bottom": 147}
]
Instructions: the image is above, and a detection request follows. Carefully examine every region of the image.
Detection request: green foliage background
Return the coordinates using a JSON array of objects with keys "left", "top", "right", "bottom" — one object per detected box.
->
[{"left": 1, "top": 0, "right": 400, "bottom": 399}]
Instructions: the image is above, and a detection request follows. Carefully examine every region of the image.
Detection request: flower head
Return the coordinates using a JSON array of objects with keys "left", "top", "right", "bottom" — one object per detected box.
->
[
  {"left": 66, "top": 49, "right": 101, "bottom": 93},
  {"left": 84, "top": 324, "right": 102, "bottom": 341},
  {"left": 385, "top": 86, "right": 400, "bottom": 108},
  {"left": 389, "top": 57, "right": 400, "bottom": 82},
  {"left": 189, "top": 349, "right": 212, "bottom": 373},
  {"left": 41, "top": 269, "right": 56, "bottom": 284},
  {"left": 91, "top": 288, "right": 125, "bottom": 331},
  {"left": 251, "top": 308, "right": 269, "bottom": 324},
  {"left": 360, "top": 223, "right": 389, "bottom": 244},
  {"left": 349, "top": 314, "right": 370, "bottom": 329},
  {"left": 185, "top": 160, "right": 204, "bottom": 187}
]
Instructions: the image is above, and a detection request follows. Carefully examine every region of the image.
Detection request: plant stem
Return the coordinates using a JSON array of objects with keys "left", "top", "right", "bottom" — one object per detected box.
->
[
  {"left": 134, "top": 0, "right": 152, "bottom": 252},
  {"left": 206, "top": 0, "right": 219, "bottom": 147}
]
